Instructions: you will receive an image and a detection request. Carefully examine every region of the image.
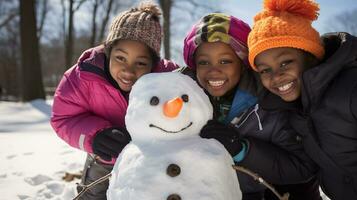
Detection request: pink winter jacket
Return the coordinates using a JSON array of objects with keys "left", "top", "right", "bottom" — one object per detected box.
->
[{"left": 50, "top": 45, "right": 179, "bottom": 164}]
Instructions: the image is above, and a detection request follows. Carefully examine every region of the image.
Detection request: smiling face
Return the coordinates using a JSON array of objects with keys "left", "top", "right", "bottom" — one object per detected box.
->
[
  {"left": 194, "top": 42, "right": 243, "bottom": 97},
  {"left": 109, "top": 40, "right": 153, "bottom": 92},
  {"left": 254, "top": 47, "right": 310, "bottom": 102}
]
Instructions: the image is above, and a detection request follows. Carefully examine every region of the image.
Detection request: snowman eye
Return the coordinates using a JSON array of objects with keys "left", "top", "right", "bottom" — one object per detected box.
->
[
  {"left": 150, "top": 96, "right": 159, "bottom": 106},
  {"left": 181, "top": 94, "right": 189, "bottom": 102}
]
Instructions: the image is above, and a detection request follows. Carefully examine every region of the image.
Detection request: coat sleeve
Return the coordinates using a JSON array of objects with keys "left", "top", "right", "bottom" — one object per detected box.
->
[
  {"left": 238, "top": 112, "right": 318, "bottom": 184},
  {"left": 50, "top": 70, "right": 112, "bottom": 153},
  {"left": 351, "top": 83, "right": 357, "bottom": 121}
]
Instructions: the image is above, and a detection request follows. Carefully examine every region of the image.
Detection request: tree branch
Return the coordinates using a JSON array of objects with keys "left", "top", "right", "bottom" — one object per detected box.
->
[
  {"left": 73, "top": 172, "right": 112, "bottom": 200},
  {"left": 98, "top": 0, "right": 114, "bottom": 42},
  {"left": 232, "top": 165, "right": 290, "bottom": 200},
  {"left": 37, "top": 0, "right": 48, "bottom": 40},
  {"left": 0, "top": 11, "right": 18, "bottom": 29},
  {"left": 73, "top": 0, "right": 86, "bottom": 12}
]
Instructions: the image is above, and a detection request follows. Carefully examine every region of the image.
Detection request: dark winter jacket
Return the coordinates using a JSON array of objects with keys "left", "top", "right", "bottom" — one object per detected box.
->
[
  {"left": 233, "top": 92, "right": 319, "bottom": 198},
  {"left": 258, "top": 92, "right": 322, "bottom": 200},
  {"left": 288, "top": 32, "right": 357, "bottom": 200},
  {"left": 179, "top": 67, "right": 320, "bottom": 198}
]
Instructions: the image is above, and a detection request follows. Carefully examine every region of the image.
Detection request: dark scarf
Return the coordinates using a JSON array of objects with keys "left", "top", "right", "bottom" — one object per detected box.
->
[
  {"left": 259, "top": 90, "right": 302, "bottom": 113},
  {"left": 211, "top": 85, "right": 237, "bottom": 123},
  {"left": 103, "top": 57, "right": 130, "bottom": 101}
]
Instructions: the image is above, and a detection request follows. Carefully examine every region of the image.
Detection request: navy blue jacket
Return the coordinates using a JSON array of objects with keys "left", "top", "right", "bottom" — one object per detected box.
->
[
  {"left": 234, "top": 93, "right": 319, "bottom": 199},
  {"left": 288, "top": 32, "right": 357, "bottom": 200}
]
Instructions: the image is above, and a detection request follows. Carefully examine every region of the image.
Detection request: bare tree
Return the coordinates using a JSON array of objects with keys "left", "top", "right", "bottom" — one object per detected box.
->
[
  {"left": 19, "top": 0, "right": 45, "bottom": 101},
  {"left": 158, "top": 0, "right": 219, "bottom": 61},
  {"left": 88, "top": 0, "right": 134, "bottom": 47},
  {"left": 89, "top": 0, "right": 116, "bottom": 47},
  {"left": 61, "top": 0, "right": 66, "bottom": 42},
  {"left": 98, "top": 0, "right": 115, "bottom": 43},
  {"left": 63, "top": 0, "right": 86, "bottom": 69},
  {"left": 89, "top": 0, "right": 99, "bottom": 47},
  {"left": 0, "top": 11, "right": 17, "bottom": 29},
  {"left": 326, "top": 8, "right": 357, "bottom": 36},
  {"left": 65, "top": 0, "right": 74, "bottom": 69},
  {"left": 159, "top": 0, "right": 172, "bottom": 59},
  {"left": 0, "top": 0, "right": 21, "bottom": 100},
  {"left": 0, "top": 30, "right": 20, "bottom": 100},
  {"left": 165, "top": 0, "right": 219, "bottom": 63},
  {"left": 36, "top": 0, "right": 48, "bottom": 40},
  {"left": 0, "top": 0, "right": 19, "bottom": 30}
]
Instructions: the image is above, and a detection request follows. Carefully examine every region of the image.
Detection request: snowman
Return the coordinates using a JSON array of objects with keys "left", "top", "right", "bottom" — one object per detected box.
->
[{"left": 107, "top": 72, "right": 242, "bottom": 200}]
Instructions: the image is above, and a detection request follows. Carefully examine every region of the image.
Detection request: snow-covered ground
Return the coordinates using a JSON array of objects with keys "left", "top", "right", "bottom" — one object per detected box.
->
[
  {"left": 0, "top": 100, "right": 86, "bottom": 200},
  {"left": 0, "top": 99, "right": 330, "bottom": 200}
]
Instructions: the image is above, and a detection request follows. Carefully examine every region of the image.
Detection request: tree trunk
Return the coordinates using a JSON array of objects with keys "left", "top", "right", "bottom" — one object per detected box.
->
[
  {"left": 19, "top": 0, "right": 45, "bottom": 101},
  {"left": 65, "top": 0, "right": 74, "bottom": 69},
  {"left": 37, "top": 0, "right": 48, "bottom": 41},
  {"left": 61, "top": 0, "right": 66, "bottom": 43},
  {"left": 98, "top": 0, "right": 114, "bottom": 43},
  {"left": 159, "top": 0, "right": 172, "bottom": 59},
  {"left": 89, "top": 0, "right": 99, "bottom": 47}
]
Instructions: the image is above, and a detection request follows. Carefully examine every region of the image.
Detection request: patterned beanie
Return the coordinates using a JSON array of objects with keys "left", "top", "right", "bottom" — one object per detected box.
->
[
  {"left": 183, "top": 13, "right": 251, "bottom": 70},
  {"left": 248, "top": 0, "right": 325, "bottom": 71},
  {"left": 106, "top": 1, "right": 162, "bottom": 57}
]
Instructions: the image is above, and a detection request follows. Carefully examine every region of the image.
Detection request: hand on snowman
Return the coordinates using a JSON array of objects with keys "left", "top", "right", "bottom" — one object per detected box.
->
[
  {"left": 200, "top": 120, "right": 244, "bottom": 157},
  {"left": 92, "top": 127, "right": 131, "bottom": 161}
]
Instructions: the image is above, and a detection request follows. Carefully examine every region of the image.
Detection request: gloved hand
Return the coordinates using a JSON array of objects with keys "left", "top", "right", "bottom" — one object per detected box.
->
[
  {"left": 200, "top": 120, "right": 243, "bottom": 156},
  {"left": 92, "top": 127, "right": 131, "bottom": 161}
]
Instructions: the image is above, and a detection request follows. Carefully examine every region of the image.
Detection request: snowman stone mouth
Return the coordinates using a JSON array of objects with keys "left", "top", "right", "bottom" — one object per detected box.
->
[{"left": 149, "top": 122, "right": 193, "bottom": 133}]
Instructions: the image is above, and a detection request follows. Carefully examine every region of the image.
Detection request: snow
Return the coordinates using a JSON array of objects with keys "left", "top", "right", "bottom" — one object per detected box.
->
[
  {"left": 0, "top": 100, "right": 86, "bottom": 200},
  {"left": 107, "top": 72, "right": 241, "bottom": 200}
]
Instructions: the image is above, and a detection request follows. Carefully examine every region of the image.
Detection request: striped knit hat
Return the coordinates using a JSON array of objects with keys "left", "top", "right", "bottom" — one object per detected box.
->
[
  {"left": 248, "top": 0, "right": 325, "bottom": 71},
  {"left": 183, "top": 13, "right": 251, "bottom": 69},
  {"left": 106, "top": 1, "right": 162, "bottom": 57}
]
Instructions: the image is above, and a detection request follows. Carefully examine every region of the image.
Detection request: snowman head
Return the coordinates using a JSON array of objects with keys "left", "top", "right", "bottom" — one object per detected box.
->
[{"left": 125, "top": 72, "right": 213, "bottom": 143}]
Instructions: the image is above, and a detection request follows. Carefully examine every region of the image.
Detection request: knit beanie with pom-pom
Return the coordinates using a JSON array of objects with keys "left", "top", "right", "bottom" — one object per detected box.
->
[
  {"left": 106, "top": 1, "right": 162, "bottom": 57},
  {"left": 247, "top": 0, "right": 325, "bottom": 70}
]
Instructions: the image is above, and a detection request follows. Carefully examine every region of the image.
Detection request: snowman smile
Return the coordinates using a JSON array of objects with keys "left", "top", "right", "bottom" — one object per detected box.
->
[{"left": 149, "top": 122, "right": 193, "bottom": 133}]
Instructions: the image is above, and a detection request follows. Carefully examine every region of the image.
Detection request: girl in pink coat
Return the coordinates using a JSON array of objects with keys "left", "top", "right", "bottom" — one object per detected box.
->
[{"left": 50, "top": 2, "right": 178, "bottom": 199}]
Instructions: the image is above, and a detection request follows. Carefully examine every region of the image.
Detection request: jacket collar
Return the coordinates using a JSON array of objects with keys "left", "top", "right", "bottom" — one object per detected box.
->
[
  {"left": 77, "top": 45, "right": 126, "bottom": 95},
  {"left": 301, "top": 32, "right": 357, "bottom": 111},
  {"left": 259, "top": 90, "right": 301, "bottom": 112}
]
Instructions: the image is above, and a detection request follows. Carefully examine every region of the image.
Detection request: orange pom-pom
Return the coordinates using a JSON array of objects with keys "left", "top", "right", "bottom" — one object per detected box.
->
[{"left": 263, "top": 0, "right": 320, "bottom": 21}]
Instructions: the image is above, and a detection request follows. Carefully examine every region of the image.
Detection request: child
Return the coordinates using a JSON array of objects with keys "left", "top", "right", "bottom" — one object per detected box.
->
[
  {"left": 247, "top": 0, "right": 357, "bottom": 199},
  {"left": 50, "top": 2, "right": 178, "bottom": 199},
  {"left": 182, "top": 13, "right": 321, "bottom": 199}
]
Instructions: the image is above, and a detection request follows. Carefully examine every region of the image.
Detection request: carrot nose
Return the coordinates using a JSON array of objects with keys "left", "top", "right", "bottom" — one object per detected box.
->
[{"left": 163, "top": 97, "right": 183, "bottom": 118}]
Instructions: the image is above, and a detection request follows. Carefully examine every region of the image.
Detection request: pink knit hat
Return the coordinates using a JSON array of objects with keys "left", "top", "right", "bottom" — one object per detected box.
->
[{"left": 183, "top": 13, "right": 251, "bottom": 70}]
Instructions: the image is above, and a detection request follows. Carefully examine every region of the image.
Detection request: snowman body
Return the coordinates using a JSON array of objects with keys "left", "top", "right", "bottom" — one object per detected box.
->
[{"left": 107, "top": 72, "right": 242, "bottom": 200}]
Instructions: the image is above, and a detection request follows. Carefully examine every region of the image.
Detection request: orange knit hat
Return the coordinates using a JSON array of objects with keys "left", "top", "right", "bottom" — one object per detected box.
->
[{"left": 248, "top": 0, "right": 325, "bottom": 71}]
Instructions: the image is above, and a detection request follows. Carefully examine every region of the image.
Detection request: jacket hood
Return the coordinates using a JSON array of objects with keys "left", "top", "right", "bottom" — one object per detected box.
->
[
  {"left": 73, "top": 45, "right": 108, "bottom": 83},
  {"left": 301, "top": 32, "right": 357, "bottom": 111},
  {"left": 78, "top": 45, "right": 106, "bottom": 69}
]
